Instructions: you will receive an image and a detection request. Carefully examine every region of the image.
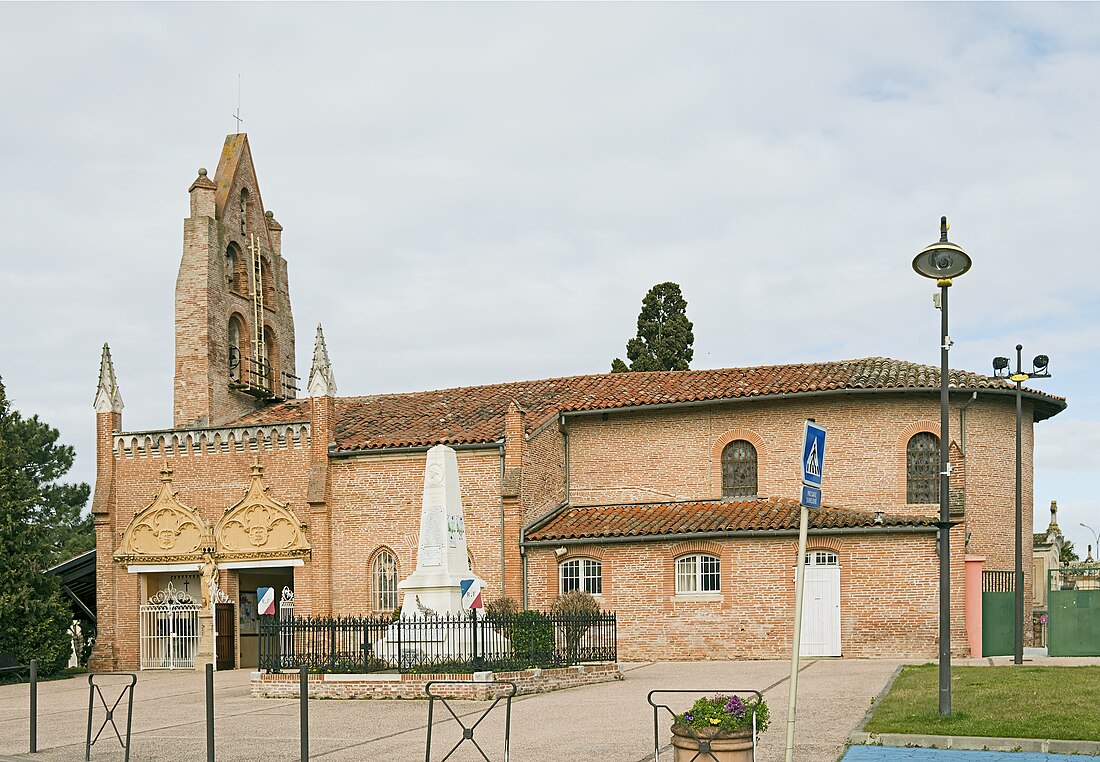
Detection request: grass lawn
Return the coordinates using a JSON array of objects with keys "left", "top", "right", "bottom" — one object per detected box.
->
[{"left": 864, "top": 664, "right": 1100, "bottom": 741}]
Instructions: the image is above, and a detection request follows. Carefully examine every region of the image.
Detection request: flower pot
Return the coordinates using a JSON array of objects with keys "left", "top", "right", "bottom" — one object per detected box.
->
[{"left": 670, "top": 723, "right": 754, "bottom": 762}]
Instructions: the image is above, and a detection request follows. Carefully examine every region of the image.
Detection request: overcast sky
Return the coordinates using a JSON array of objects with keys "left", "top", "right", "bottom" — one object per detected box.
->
[{"left": 1, "top": 3, "right": 1098, "bottom": 557}]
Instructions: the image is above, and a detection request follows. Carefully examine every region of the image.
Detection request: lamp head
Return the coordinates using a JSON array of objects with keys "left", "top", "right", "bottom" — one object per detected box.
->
[
  {"left": 912, "top": 216, "right": 972, "bottom": 281},
  {"left": 1032, "top": 355, "right": 1050, "bottom": 376},
  {"left": 992, "top": 356, "right": 1010, "bottom": 378}
]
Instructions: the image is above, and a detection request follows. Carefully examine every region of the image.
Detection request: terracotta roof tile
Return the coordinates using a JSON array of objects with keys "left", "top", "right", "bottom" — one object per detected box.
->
[
  {"left": 526, "top": 498, "right": 936, "bottom": 542},
  {"left": 232, "top": 357, "right": 1066, "bottom": 451}
]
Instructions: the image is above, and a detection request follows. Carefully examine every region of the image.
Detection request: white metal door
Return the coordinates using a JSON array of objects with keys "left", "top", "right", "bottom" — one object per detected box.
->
[
  {"left": 139, "top": 582, "right": 200, "bottom": 670},
  {"left": 798, "top": 554, "right": 841, "bottom": 657}
]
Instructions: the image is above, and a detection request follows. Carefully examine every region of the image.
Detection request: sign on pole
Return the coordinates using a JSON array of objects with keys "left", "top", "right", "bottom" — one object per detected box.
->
[
  {"left": 787, "top": 419, "right": 826, "bottom": 762},
  {"left": 460, "top": 578, "right": 483, "bottom": 610},
  {"left": 800, "top": 484, "right": 822, "bottom": 509},
  {"left": 800, "top": 420, "right": 827, "bottom": 489}
]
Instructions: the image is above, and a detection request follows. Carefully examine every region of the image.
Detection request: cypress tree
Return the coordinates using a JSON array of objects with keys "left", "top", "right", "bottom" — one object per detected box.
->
[{"left": 611, "top": 282, "right": 695, "bottom": 372}]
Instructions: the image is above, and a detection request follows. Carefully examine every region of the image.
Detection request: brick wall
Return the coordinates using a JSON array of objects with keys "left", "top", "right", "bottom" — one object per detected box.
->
[
  {"left": 526, "top": 531, "right": 963, "bottom": 660},
  {"left": 98, "top": 427, "right": 311, "bottom": 668},
  {"left": 175, "top": 138, "right": 295, "bottom": 429},
  {"left": 326, "top": 448, "right": 507, "bottom": 613},
  {"left": 559, "top": 392, "right": 1031, "bottom": 626},
  {"left": 251, "top": 663, "right": 623, "bottom": 700}
]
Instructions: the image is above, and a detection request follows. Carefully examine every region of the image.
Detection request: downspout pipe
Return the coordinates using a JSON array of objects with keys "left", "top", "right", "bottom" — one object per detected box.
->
[
  {"left": 959, "top": 391, "right": 978, "bottom": 455},
  {"left": 519, "top": 500, "right": 570, "bottom": 609}
]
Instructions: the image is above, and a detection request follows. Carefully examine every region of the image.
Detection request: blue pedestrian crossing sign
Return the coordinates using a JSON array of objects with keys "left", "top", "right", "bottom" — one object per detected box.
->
[{"left": 801, "top": 420, "right": 826, "bottom": 488}]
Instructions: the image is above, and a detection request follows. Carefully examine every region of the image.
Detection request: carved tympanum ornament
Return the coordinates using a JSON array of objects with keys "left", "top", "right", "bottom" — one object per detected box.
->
[
  {"left": 215, "top": 462, "right": 310, "bottom": 562},
  {"left": 115, "top": 467, "right": 209, "bottom": 564}
]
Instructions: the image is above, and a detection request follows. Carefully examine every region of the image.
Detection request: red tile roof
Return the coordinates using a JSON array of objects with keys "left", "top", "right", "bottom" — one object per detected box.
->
[
  {"left": 232, "top": 357, "right": 1065, "bottom": 451},
  {"left": 525, "top": 498, "right": 937, "bottom": 542}
]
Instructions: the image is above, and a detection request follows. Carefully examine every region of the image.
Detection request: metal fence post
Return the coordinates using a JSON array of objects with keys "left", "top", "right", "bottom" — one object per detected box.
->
[
  {"left": 206, "top": 663, "right": 215, "bottom": 762},
  {"left": 29, "top": 659, "right": 37, "bottom": 753},
  {"left": 472, "top": 608, "right": 481, "bottom": 670},
  {"left": 300, "top": 665, "right": 309, "bottom": 761}
]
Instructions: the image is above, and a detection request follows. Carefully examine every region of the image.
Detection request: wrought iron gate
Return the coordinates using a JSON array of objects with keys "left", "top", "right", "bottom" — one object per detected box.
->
[{"left": 139, "top": 582, "right": 200, "bottom": 670}]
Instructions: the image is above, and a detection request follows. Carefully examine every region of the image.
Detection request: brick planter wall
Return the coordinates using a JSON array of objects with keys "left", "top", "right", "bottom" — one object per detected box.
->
[{"left": 251, "top": 663, "right": 623, "bottom": 700}]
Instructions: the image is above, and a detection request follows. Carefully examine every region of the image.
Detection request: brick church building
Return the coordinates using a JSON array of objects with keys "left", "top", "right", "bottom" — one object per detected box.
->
[{"left": 89, "top": 134, "right": 1066, "bottom": 671}]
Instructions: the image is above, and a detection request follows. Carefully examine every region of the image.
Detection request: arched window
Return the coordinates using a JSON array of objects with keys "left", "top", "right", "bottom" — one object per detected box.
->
[
  {"left": 805, "top": 550, "right": 838, "bottom": 566},
  {"left": 559, "top": 558, "right": 602, "bottom": 595},
  {"left": 226, "top": 242, "right": 246, "bottom": 292},
  {"left": 906, "top": 432, "right": 940, "bottom": 504},
  {"left": 239, "top": 188, "right": 249, "bottom": 234},
  {"left": 262, "top": 326, "right": 277, "bottom": 391},
  {"left": 675, "top": 554, "right": 720, "bottom": 594},
  {"left": 228, "top": 315, "right": 244, "bottom": 383},
  {"left": 722, "top": 440, "right": 758, "bottom": 498},
  {"left": 372, "top": 550, "right": 399, "bottom": 611},
  {"left": 261, "top": 256, "right": 277, "bottom": 306}
]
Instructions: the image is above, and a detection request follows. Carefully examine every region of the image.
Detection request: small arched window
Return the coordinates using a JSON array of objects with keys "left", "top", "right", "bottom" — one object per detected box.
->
[
  {"left": 805, "top": 550, "right": 838, "bottom": 566},
  {"left": 261, "top": 326, "right": 277, "bottom": 391},
  {"left": 559, "top": 558, "right": 602, "bottom": 595},
  {"left": 228, "top": 315, "right": 244, "bottom": 383},
  {"left": 226, "top": 242, "right": 246, "bottom": 292},
  {"left": 675, "top": 554, "right": 721, "bottom": 594},
  {"left": 261, "top": 256, "right": 277, "bottom": 306},
  {"left": 372, "top": 550, "right": 399, "bottom": 611},
  {"left": 239, "top": 188, "right": 249, "bottom": 234},
  {"left": 906, "top": 432, "right": 940, "bottom": 504},
  {"left": 722, "top": 440, "right": 758, "bottom": 498}
]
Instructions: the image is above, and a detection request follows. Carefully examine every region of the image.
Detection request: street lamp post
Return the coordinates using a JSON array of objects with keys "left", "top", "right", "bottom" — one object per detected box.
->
[
  {"left": 993, "top": 346, "right": 1050, "bottom": 665},
  {"left": 1080, "top": 524, "right": 1098, "bottom": 562},
  {"left": 912, "top": 216, "right": 972, "bottom": 717}
]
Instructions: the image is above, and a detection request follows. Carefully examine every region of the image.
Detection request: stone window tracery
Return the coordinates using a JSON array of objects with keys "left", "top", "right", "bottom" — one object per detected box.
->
[
  {"left": 907, "top": 432, "right": 940, "bottom": 504},
  {"left": 721, "top": 440, "right": 757, "bottom": 498}
]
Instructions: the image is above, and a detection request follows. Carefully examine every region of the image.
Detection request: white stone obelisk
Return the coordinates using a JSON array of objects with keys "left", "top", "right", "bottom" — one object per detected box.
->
[{"left": 397, "top": 444, "right": 484, "bottom": 617}]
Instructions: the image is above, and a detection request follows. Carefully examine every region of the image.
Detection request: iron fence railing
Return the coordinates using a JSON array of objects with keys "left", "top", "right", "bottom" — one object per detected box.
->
[
  {"left": 982, "top": 570, "right": 1015, "bottom": 592},
  {"left": 1050, "top": 565, "right": 1100, "bottom": 592},
  {"left": 258, "top": 610, "right": 617, "bottom": 674}
]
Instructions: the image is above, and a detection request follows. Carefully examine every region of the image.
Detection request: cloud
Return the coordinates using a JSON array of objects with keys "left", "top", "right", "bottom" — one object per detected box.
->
[{"left": 1, "top": 3, "right": 1099, "bottom": 521}]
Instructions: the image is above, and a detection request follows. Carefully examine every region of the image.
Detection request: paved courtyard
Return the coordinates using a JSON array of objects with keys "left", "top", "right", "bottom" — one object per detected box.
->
[{"left": 0, "top": 659, "right": 905, "bottom": 762}]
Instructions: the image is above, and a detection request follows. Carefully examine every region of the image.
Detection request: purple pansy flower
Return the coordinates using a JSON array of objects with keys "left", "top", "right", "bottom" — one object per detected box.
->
[{"left": 725, "top": 695, "right": 745, "bottom": 718}]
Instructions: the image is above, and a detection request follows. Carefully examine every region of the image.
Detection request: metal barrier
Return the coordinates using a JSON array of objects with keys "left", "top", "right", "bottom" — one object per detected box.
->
[
  {"left": 424, "top": 680, "right": 516, "bottom": 762},
  {"left": 85, "top": 673, "right": 137, "bottom": 762},
  {"left": 260, "top": 610, "right": 617, "bottom": 674},
  {"left": 647, "top": 689, "right": 762, "bottom": 762}
]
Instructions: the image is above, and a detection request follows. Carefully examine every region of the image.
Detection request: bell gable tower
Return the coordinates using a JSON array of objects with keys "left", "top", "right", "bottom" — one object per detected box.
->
[{"left": 174, "top": 134, "right": 296, "bottom": 428}]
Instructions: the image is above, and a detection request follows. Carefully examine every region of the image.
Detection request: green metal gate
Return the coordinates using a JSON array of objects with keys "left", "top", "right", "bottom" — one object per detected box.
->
[
  {"left": 982, "top": 570, "right": 1014, "bottom": 657},
  {"left": 1048, "top": 566, "right": 1100, "bottom": 657}
]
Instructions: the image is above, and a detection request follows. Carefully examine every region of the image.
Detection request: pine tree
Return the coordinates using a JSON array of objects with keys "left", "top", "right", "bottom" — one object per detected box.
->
[
  {"left": 0, "top": 378, "right": 92, "bottom": 674},
  {"left": 611, "top": 282, "right": 695, "bottom": 372}
]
